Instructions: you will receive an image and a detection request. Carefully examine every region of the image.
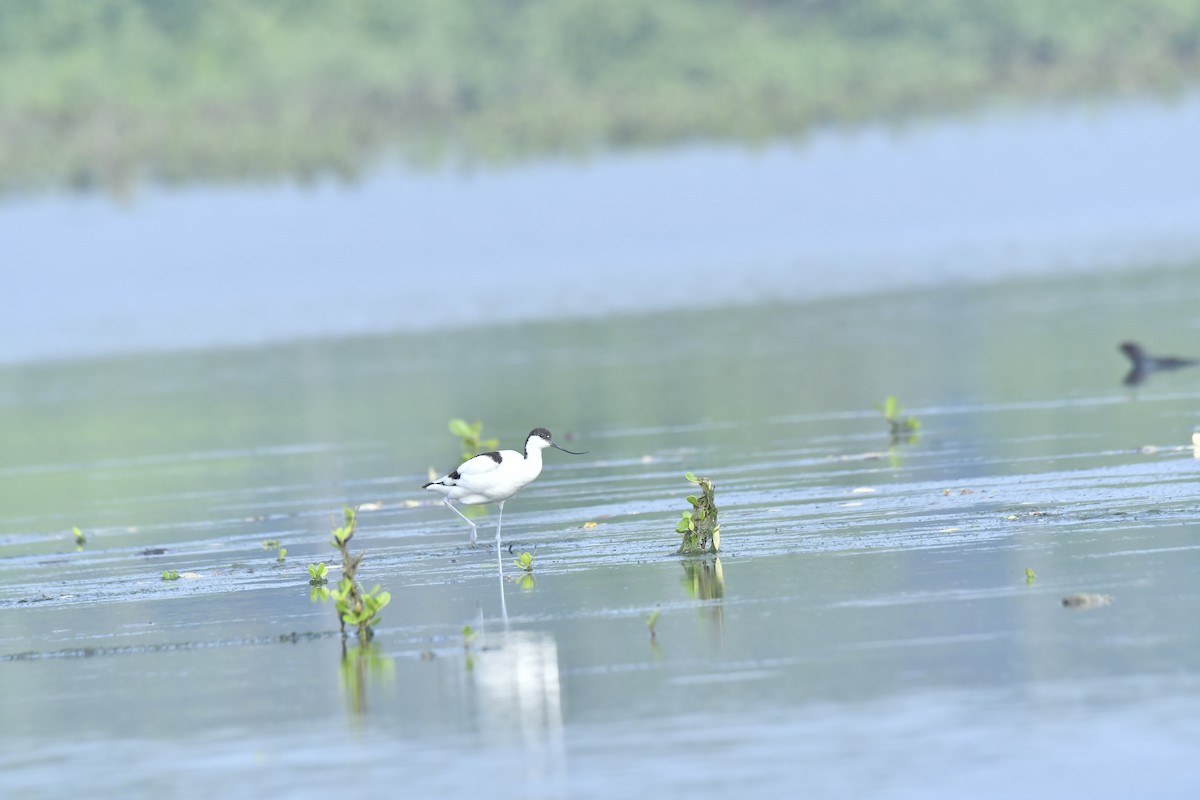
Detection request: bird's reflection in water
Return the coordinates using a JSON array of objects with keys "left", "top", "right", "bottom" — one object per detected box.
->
[{"left": 467, "top": 629, "right": 566, "bottom": 793}]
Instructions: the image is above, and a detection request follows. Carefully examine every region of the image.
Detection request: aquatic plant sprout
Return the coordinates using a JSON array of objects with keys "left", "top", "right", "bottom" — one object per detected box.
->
[{"left": 677, "top": 472, "right": 720, "bottom": 554}]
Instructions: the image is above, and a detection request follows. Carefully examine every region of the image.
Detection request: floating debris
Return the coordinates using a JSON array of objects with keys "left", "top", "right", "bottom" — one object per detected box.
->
[{"left": 1061, "top": 593, "right": 1112, "bottom": 609}]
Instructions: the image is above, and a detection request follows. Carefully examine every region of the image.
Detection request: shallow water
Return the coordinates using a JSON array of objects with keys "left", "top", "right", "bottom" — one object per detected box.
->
[{"left": 3, "top": 263, "right": 1200, "bottom": 798}]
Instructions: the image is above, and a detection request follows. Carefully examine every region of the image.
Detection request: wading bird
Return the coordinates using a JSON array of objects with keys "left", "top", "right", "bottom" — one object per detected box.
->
[
  {"left": 1119, "top": 341, "right": 1198, "bottom": 386},
  {"left": 424, "top": 427, "right": 587, "bottom": 546}
]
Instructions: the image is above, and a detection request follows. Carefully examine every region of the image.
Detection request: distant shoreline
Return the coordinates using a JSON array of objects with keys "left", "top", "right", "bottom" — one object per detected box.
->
[{"left": 2, "top": 0, "right": 1199, "bottom": 194}]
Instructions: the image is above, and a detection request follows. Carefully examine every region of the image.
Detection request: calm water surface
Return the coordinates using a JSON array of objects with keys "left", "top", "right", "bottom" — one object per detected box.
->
[
  {"left": 2, "top": 262, "right": 1200, "bottom": 798},
  {"left": 5, "top": 96, "right": 1200, "bottom": 799}
]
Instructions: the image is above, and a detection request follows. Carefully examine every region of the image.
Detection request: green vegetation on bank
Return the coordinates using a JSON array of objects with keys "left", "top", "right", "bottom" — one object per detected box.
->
[{"left": 2, "top": 0, "right": 1200, "bottom": 192}]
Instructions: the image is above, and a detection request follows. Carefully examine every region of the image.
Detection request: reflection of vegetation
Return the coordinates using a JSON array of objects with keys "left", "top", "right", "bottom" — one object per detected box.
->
[
  {"left": 877, "top": 395, "right": 921, "bottom": 442},
  {"left": 677, "top": 472, "right": 720, "bottom": 554},
  {"left": 449, "top": 418, "right": 499, "bottom": 463},
  {"left": 681, "top": 557, "right": 724, "bottom": 639},
  {"left": 4, "top": 0, "right": 1200, "bottom": 193},
  {"left": 1025, "top": 567, "right": 1036, "bottom": 584},
  {"left": 680, "top": 557, "right": 724, "bottom": 602},
  {"left": 72, "top": 526, "right": 85, "bottom": 548},
  {"left": 340, "top": 640, "right": 395, "bottom": 716}
]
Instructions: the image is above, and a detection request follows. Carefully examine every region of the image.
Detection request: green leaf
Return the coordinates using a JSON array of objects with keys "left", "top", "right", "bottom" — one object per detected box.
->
[
  {"left": 883, "top": 395, "right": 898, "bottom": 418},
  {"left": 448, "top": 418, "right": 474, "bottom": 438},
  {"left": 684, "top": 471, "right": 697, "bottom": 482},
  {"left": 686, "top": 494, "right": 698, "bottom": 506},
  {"left": 675, "top": 519, "right": 691, "bottom": 533},
  {"left": 681, "top": 510, "right": 693, "bottom": 519}
]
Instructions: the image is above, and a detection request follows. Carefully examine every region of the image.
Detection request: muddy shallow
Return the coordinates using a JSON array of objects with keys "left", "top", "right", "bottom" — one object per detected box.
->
[{"left": 2, "top": 261, "right": 1200, "bottom": 797}]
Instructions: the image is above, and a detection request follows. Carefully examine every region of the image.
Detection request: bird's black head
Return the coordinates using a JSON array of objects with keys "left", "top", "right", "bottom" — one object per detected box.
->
[
  {"left": 1119, "top": 341, "right": 1145, "bottom": 362},
  {"left": 525, "top": 427, "right": 588, "bottom": 456}
]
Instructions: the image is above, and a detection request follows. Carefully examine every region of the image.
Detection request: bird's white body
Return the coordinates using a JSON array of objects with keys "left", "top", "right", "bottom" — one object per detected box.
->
[
  {"left": 423, "top": 427, "right": 585, "bottom": 546},
  {"left": 426, "top": 443, "right": 548, "bottom": 506}
]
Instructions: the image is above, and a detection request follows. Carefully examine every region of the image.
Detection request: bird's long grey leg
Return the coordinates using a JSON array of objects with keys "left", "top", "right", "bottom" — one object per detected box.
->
[
  {"left": 443, "top": 498, "right": 478, "bottom": 545},
  {"left": 495, "top": 500, "right": 505, "bottom": 549},
  {"left": 497, "top": 537, "right": 508, "bottom": 626}
]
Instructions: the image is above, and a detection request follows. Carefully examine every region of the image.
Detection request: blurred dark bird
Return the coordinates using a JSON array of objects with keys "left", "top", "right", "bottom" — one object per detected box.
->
[{"left": 1119, "top": 341, "right": 1197, "bottom": 386}]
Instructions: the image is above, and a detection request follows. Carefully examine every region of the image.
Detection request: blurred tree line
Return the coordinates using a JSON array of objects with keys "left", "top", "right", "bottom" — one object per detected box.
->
[{"left": 1, "top": 0, "right": 1198, "bottom": 192}]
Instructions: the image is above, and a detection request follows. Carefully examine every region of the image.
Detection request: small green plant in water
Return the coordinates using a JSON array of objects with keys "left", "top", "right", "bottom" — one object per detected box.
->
[
  {"left": 877, "top": 395, "right": 921, "bottom": 441},
  {"left": 308, "top": 562, "right": 329, "bottom": 585},
  {"left": 72, "top": 526, "right": 86, "bottom": 547},
  {"left": 277, "top": 546, "right": 287, "bottom": 562},
  {"left": 514, "top": 551, "right": 534, "bottom": 572},
  {"left": 646, "top": 606, "right": 661, "bottom": 642},
  {"left": 462, "top": 625, "right": 479, "bottom": 647},
  {"left": 162, "top": 569, "right": 180, "bottom": 581},
  {"left": 449, "top": 418, "right": 499, "bottom": 462},
  {"left": 262, "top": 539, "right": 281, "bottom": 549},
  {"left": 676, "top": 472, "right": 720, "bottom": 554},
  {"left": 1025, "top": 567, "right": 1036, "bottom": 584},
  {"left": 323, "top": 506, "right": 391, "bottom": 643}
]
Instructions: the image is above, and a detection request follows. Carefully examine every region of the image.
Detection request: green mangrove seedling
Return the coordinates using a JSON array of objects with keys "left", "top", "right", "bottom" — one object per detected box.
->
[
  {"left": 877, "top": 395, "right": 921, "bottom": 440},
  {"left": 162, "top": 569, "right": 180, "bottom": 581},
  {"left": 323, "top": 506, "right": 391, "bottom": 642},
  {"left": 308, "top": 562, "right": 329, "bottom": 586},
  {"left": 462, "top": 625, "right": 479, "bottom": 647},
  {"left": 449, "top": 418, "right": 499, "bottom": 463},
  {"left": 676, "top": 471, "right": 720, "bottom": 554},
  {"left": 277, "top": 546, "right": 287, "bottom": 562},
  {"left": 72, "top": 526, "right": 86, "bottom": 547},
  {"left": 646, "top": 606, "right": 661, "bottom": 641},
  {"left": 514, "top": 551, "right": 534, "bottom": 572},
  {"left": 1025, "top": 567, "right": 1036, "bottom": 584}
]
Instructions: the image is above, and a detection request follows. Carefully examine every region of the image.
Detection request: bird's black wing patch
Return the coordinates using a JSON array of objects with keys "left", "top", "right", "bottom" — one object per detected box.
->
[
  {"left": 449, "top": 469, "right": 461, "bottom": 480},
  {"left": 481, "top": 452, "right": 503, "bottom": 464}
]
